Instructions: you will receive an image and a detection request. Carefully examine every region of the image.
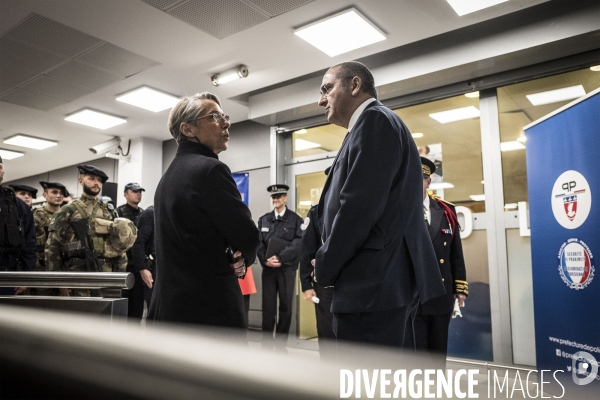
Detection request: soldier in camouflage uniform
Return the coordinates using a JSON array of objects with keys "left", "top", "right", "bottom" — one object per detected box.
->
[
  {"left": 32, "top": 181, "right": 69, "bottom": 296},
  {"left": 45, "top": 165, "right": 128, "bottom": 297}
]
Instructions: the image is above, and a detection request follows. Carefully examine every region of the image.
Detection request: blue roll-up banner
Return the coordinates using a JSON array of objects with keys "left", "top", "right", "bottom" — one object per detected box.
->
[
  {"left": 232, "top": 172, "right": 249, "bottom": 206},
  {"left": 525, "top": 87, "right": 600, "bottom": 397}
]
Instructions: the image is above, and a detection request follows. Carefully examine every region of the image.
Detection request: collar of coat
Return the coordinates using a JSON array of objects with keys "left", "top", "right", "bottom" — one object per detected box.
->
[
  {"left": 269, "top": 208, "right": 288, "bottom": 222},
  {"left": 177, "top": 140, "right": 218, "bottom": 160}
]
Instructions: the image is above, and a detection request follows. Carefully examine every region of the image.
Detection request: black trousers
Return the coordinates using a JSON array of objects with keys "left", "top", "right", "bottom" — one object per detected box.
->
[
  {"left": 124, "top": 272, "right": 145, "bottom": 320},
  {"left": 413, "top": 312, "right": 452, "bottom": 353},
  {"left": 314, "top": 284, "right": 335, "bottom": 360},
  {"left": 333, "top": 305, "right": 410, "bottom": 348},
  {"left": 262, "top": 267, "right": 296, "bottom": 339}
]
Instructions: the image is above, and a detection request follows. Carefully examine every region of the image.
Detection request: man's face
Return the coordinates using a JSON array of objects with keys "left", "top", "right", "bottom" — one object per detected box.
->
[
  {"left": 44, "top": 188, "right": 64, "bottom": 207},
  {"left": 124, "top": 189, "right": 142, "bottom": 206},
  {"left": 423, "top": 176, "right": 431, "bottom": 200},
  {"left": 80, "top": 174, "right": 102, "bottom": 196},
  {"left": 271, "top": 194, "right": 287, "bottom": 209},
  {"left": 16, "top": 190, "right": 33, "bottom": 206},
  {"left": 186, "top": 99, "right": 231, "bottom": 154},
  {"left": 318, "top": 67, "right": 354, "bottom": 128}
]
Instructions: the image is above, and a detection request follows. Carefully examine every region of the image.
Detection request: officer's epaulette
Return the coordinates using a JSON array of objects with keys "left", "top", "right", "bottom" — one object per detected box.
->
[{"left": 431, "top": 195, "right": 455, "bottom": 207}]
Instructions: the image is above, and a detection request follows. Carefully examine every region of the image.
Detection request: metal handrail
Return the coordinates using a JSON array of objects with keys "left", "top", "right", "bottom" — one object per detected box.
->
[{"left": 0, "top": 272, "right": 133, "bottom": 289}]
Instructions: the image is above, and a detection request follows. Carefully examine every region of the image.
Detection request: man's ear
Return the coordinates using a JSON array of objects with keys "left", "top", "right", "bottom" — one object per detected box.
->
[
  {"left": 350, "top": 76, "right": 362, "bottom": 96},
  {"left": 43, "top": 191, "right": 49, "bottom": 200}
]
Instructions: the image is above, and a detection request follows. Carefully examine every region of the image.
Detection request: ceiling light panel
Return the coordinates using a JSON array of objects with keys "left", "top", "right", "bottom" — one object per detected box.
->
[
  {"left": 65, "top": 109, "right": 126, "bottom": 130},
  {"left": 500, "top": 141, "right": 526, "bottom": 152},
  {"left": 294, "top": 8, "right": 386, "bottom": 57},
  {"left": 430, "top": 182, "right": 455, "bottom": 190},
  {"left": 470, "top": 194, "right": 486, "bottom": 201},
  {"left": 0, "top": 148, "right": 25, "bottom": 160},
  {"left": 3, "top": 134, "right": 57, "bottom": 150},
  {"left": 526, "top": 85, "right": 586, "bottom": 106},
  {"left": 116, "top": 86, "right": 179, "bottom": 112},
  {"left": 429, "top": 106, "right": 480, "bottom": 124},
  {"left": 295, "top": 138, "right": 321, "bottom": 151},
  {"left": 446, "top": 0, "right": 509, "bottom": 16},
  {"left": 411, "top": 132, "right": 424, "bottom": 138}
]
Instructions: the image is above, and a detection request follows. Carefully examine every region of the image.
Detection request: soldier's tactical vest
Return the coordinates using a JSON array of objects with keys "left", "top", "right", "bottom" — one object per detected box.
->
[
  {"left": 33, "top": 208, "right": 53, "bottom": 270},
  {"left": 0, "top": 188, "right": 25, "bottom": 262}
]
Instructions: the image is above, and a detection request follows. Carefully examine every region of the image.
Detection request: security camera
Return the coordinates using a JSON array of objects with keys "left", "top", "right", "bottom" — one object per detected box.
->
[{"left": 89, "top": 137, "right": 121, "bottom": 154}]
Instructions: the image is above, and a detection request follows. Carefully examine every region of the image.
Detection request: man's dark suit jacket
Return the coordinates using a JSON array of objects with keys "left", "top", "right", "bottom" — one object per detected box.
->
[
  {"left": 420, "top": 196, "right": 467, "bottom": 315},
  {"left": 149, "top": 141, "right": 259, "bottom": 328},
  {"left": 315, "top": 100, "right": 445, "bottom": 314}
]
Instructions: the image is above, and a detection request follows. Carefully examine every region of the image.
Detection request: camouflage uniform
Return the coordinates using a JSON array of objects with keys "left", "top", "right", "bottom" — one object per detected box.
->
[
  {"left": 45, "top": 196, "right": 127, "bottom": 297},
  {"left": 33, "top": 207, "right": 55, "bottom": 295}
]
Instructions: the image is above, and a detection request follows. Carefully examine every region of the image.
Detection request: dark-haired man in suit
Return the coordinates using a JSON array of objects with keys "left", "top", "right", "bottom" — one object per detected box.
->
[{"left": 315, "top": 61, "right": 445, "bottom": 348}]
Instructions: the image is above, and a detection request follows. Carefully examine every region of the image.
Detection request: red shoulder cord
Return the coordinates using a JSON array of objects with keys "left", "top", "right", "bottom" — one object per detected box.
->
[{"left": 431, "top": 195, "right": 461, "bottom": 239}]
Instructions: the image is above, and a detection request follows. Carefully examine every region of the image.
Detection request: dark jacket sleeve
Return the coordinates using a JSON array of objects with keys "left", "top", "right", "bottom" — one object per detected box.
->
[
  {"left": 300, "top": 206, "right": 320, "bottom": 292},
  {"left": 203, "top": 162, "right": 260, "bottom": 267},
  {"left": 256, "top": 217, "right": 267, "bottom": 267},
  {"left": 131, "top": 208, "right": 153, "bottom": 273},
  {"left": 315, "top": 110, "right": 401, "bottom": 285},
  {"left": 277, "top": 213, "right": 303, "bottom": 266},
  {"left": 18, "top": 199, "right": 36, "bottom": 271},
  {"left": 449, "top": 205, "right": 468, "bottom": 295}
]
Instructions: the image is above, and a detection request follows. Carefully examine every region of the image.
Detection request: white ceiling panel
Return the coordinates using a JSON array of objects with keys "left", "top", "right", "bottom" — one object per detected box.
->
[{"left": 76, "top": 43, "right": 160, "bottom": 77}]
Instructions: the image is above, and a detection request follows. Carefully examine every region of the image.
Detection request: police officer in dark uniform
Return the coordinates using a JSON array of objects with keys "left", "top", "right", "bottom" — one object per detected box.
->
[
  {"left": 300, "top": 203, "right": 336, "bottom": 361},
  {"left": 131, "top": 205, "right": 156, "bottom": 318},
  {"left": 9, "top": 184, "right": 38, "bottom": 209},
  {"left": 406, "top": 157, "right": 469, "bottom": 362},
  {"left": 0, "top": 156, "right": 36, "bottom": 295},
  {"left": 257, "top": 184, "right": 303, "bottom": 350},
  {"left": 117, "top": 183, "right": 145, "bottom": 321}
]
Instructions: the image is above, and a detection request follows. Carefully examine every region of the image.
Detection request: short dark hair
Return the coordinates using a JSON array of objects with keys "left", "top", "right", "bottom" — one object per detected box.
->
[
  {"left": 168, "top": 92, "right": 222, "bottom": 144},
  {"left": 330, "top": 61, "right": 377, "bottom": 99}
]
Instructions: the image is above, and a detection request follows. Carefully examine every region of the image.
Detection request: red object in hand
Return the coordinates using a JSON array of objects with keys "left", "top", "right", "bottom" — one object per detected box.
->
[{"left": 238, "top": 266, "right": 257, "bottom": 295}]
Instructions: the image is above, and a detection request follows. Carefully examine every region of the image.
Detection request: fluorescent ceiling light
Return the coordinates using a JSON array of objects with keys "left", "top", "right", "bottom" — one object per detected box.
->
[
  {"left": 294, "top": 129, "right": 307, "bottom": 135},
  {"left": 211, "top": 65, "right": 248, "bottom": 86},
  {"left": 116, "top": 86, "right": 179, "bottom": 112},
  {"left": 465, "top": 91, "right": 479, "bottom": 98},
  {"left": 294, "top": 8, "right": 386, "bottom": 57},
  {"left": 3, "top": 134, "right": 57, "bottom": 150},
  {"left": 0, "top": 148, "right": 25, "bottom": 160},
  {"left": 590, "top": 65, "right": 600, "bottom": 72},
  {"left": 516, "top": 136, "right": 526, "bottom": 143},
  {"left": 65, "top": 109, "right": 127, "bottom": 130},
  {"left": 429, "top": 106, "right": 480, "bottom": 124},
  {"left": 295, "top": 138, "right": 321, "bottom": 151},
  {"left": 526, "top": 85, "right": 586, "bottom": 106},
  {"left": 446, "top": 0, "right": 509, "bottom": 16},
  {"left": 470, "top": 194, "right": 486, "bottom": 201},
  {"left": 430, "top": 182, "right": 455, "bottom": 190},
  {"left": 299, "top": 200, "right": 313, "bottom": 206},
  {"left": 504, "top": 203, "right": 518, "bottom": 210},
  {"left": 411, "top": 132, "right": 424, "bottom": 139},
  {"left": 500, "top": 141, "right": 526, "bottom": 152}
]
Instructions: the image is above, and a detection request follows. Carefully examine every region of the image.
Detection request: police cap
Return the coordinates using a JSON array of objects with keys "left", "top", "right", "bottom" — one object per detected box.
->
[
  {"left": 421, "top": 157, "right": 436, "bottom": 178},
  {"left": 267, "top": 184, "right": 289, "bottom": 197},
  {"left": 9, "top": 184, "right": 38, "bottom": 198},
  {"left": 124, "top": 182, "right": 145, "bottom": 192},
  {"left": 40, "top": 181, "right": 69, "bottom": 197},
  {"left": 77, "top": 164, "right": 109, "bottom": 184}
]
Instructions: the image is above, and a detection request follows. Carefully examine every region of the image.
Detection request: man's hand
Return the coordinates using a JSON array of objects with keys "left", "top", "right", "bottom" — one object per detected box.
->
[
  {"left": 454, "top": 294, "right": 466, "bottom": 307},
  {"left": 265, "top": 255, "right": 281, "bottom": 268},
  {"left": 230, "top": 251, "right": 246, "bottom": 277},
  {"left": 303, "top": 289, "right": 317, "bottom": 304},
  {"left": 140, "top": 269, "right": 153, "bottom": 289},
  {"left": 14, "top": 287, "right": 28, "bottom": 295},
  {"left": 59, "top": 288, "right": 71, "bottom": 297}
]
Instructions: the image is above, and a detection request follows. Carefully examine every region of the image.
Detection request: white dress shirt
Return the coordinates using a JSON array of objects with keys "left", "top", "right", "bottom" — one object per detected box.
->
[
  {"left": 275, "top": 207, "right": 287, "bottom": 219},
  {"left": 423, "top": 195, "right": 431, "bottom": 225},
  {"left": 347, "top": 98, "right": 376, "bottom": 132}
]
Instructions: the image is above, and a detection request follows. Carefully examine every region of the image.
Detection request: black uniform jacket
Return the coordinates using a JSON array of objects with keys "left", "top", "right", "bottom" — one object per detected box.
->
[
  {"left": 256, "top": 208, "right": 303, "bottom": 270},
  {"left": 299, "top": 205, "right": 320, "bottom": 292},
  {"left": 420, "top": 197, "right": 467, "bottom": 315},
  {"left": 0, "top": 189, "right": 35, "bottom": 271},
  {"left": 131, "top": 206, "right": 154, "bottom": 273},
  {"left": 315, "top": 100, "right": 445, "bottom": 314},
  {"left": 149, "top": 141, "right": 259, "bottom": 328}
]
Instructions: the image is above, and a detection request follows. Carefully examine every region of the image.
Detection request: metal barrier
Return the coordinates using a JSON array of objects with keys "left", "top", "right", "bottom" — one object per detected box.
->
[{"left": 0, "top": 271, "right": 133, "bottom": 289}]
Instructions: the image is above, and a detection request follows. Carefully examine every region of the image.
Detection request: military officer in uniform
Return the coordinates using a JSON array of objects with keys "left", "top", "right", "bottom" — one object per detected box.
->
[
  {"left": 9, "top": 184, "right": 38, "bottom": 208},
  {"left": 46, "top": 165, "right": 133, "bottom": 297},
  {"left": 257, "top": 184, "right": 303, "bottom": 350},
  {"left": 32, "top": 181, "right": 69, "bottom": 295},
  {"left": 0, "top": 156, "right": 36, "bottom": 296},
  {"left": 117, "top": 182, "right": 145, "bottom": 320},
  {"left": 406, "top": 157, "right": 468, "bottom": 361}
]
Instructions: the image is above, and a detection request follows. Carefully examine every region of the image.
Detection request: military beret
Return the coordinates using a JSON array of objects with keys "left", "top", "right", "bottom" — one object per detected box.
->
[
  {"left": 39, "top": 181, "right": 69, "bottom": 197},
  {"left": 9, "top": 184, "right": 38, "bottom": 198},
  {"left": 421, "top": 157, "right": 436, "bottom": 177},
  {"left": 267, "top": 184, "right": 289, "bottom": 196},
  {"left": 77, "top": 164, "right": 109, "bottom": 184},
  {"left": 124, "top": 182, "right": 145, "bottom": 192}
]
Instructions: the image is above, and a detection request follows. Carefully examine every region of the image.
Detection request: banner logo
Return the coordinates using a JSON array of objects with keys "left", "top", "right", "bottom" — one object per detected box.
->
[
  {"left": 551, "top": 170, "right": 591, "bottom": 229},
  {"left": 558, "top": 238, "right": 595, "bottom": 290}
]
